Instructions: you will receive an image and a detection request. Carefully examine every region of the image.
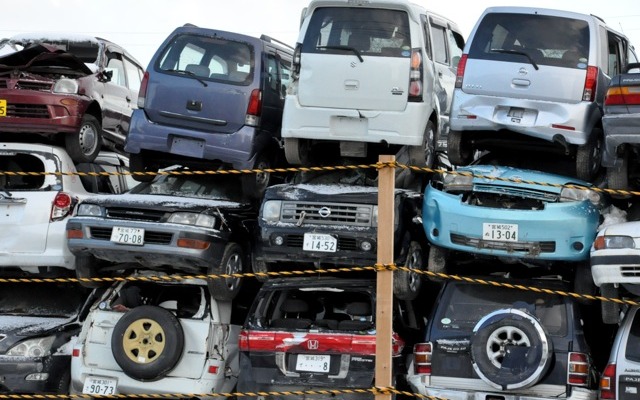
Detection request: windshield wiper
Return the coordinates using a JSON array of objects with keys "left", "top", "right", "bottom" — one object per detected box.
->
[
  {"left": 317, "top": 45, "right": 364, "bottom": 63},
  {"left": 490, "top": 49, "right": 539, "bottom": 70},
  {"left": 165, "top": 69, "right": 208, "bottom": 87}
]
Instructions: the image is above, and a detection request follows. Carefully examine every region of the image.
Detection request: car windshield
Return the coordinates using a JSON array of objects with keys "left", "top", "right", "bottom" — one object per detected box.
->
[
  {"left": 0, "top": 283, "right": 88, "bottom": 317},
  {"left": 293, "top": 168, "right": 378, "bottom": 186},
  {"left": 130, "top": 174, "right": 246, "bottom": 202}
]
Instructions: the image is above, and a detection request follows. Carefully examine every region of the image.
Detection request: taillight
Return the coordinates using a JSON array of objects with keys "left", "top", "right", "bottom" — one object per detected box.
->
[
  {"left": 567, "top": 352, "right": 590, "bottom": 386},
  {"left": 413, "top": 342, "right": 432, "bottom": 375},
  {"left": 582, "top": 66, "right": 598, "bottom": 101},
  {"left": 455, "top": 54, "right": 468, "bottom": 88},
  {"left": 51, "top": 192, "right": 73, "bottom": 221},
  {"left": 292, "top": 44, "right": 301, "bottom": 80},
  {"left": 600, "top": 363, "right": 616, "bottom": 399},
  {"left": 238, "top": 329, "right": 249, "bottom": 351},
  {"left": 72, "top": 348, "right": 80, "bottom": 357},
  {"left": 245, "top": 89, "right": 262, "bottom": 126},
  {"left": 605, "top": 85, "right": 640, "bottom": 106},
  {"left": 408, "top": 49, "right": 423, "bottom": 101},
  {"left": 137, "top": 71, "right": 149, "bottom": 108}
]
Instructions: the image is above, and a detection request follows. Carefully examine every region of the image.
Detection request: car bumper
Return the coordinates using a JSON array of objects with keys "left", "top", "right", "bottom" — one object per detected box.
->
[
  {"left": 0, "top": 355, "right": 70, "bottom": 393},
  {"left": 281, "top": 95, "right": 428, "bottom": 146},
  {"left": 591, "top": 250, "right": 640, "bottom": 286},
  {"left": 423, "top": 188, "right": 599, "bottom": 261},
  {"left": 66, "top": 219, "right": 229, "bottom": 270},
  {"left": 124, "top": 109, "right": 262, "bottom": 170},
  {"left": 450, "top": 92, "right": 598, "bottom": 146},
  {"left": 0, "top": 91, "right": 85, "bottom": 134},
  {"left": 601, "top": 113, "right": 640, "bottom": 167},
  {"left": 408, "top": 383, "right": 595, "bottom": 400}
]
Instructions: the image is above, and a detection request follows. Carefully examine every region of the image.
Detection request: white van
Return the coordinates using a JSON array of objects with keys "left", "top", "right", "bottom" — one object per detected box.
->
[{"left": 281, "top": 0, "right": 465, "bottom": 168}]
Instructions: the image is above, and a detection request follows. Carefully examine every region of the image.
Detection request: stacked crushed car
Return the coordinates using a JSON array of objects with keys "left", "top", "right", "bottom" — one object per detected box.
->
[{"left": 1, "top": 2, "right": 640, "bottom": 400}]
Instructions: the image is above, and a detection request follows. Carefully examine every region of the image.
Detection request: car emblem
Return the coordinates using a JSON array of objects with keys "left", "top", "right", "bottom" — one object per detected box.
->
[
  {"left": 350, "top": 61, "right": 357, "bottom": 68},
  {"left": 518, "top": 67, "right": 528, "bottom": 76},
  {"left": 391, "top": 87, "right": 404, "bottom": 95},
  {"left": 307, "top": 340, "right": 319, "bottom": 350},
  {"left": 318, "top": 207, "right": 331, "bottom": 218}
]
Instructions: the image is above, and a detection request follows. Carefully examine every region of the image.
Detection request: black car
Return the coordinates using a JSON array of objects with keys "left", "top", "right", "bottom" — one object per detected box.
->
[
  {"left": 254, "top": 167, "right": 427, "bottom": 300},
  {"left": 0, "top": 282, "right": 96, "bottom": 394},
  {"left": 66, "top": 172, "right": 258, "bottom": 300}
]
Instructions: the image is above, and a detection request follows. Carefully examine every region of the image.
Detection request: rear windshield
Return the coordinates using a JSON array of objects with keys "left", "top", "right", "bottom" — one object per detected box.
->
[
  {"left": 468, "top": 13, "right": 590, "bottom": 69},
  {"left": 435, "top": 283, "right": 568, "bottom": 336},
  {"left": 157, "top": 33, "right": 254, "bottom": 85},
  {"left": 0, "top": 152, "right": 52, "bottom": 191},
  {"left": 625, "top": 310, "right": 640, "bottom": 362},
  {"left": 302, "top": 7, "right": 411, "bottom": 58}
]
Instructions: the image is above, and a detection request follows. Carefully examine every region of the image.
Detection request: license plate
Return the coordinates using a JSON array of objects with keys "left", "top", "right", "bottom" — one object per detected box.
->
[
  {"left": 296, "top": 354, "right": 331, "bottom": 373},
  {"left": 82, "top": 376, "right": 117, "bottom": 395},
  {"left": 303, "top": 233, "right": 337, "bottom": 252},
  {"left": 110, "top": 226, "right": 144, "bottom": 245},
  {"left": 0, "top": 99, "right": 6, "bottom": 117},
  {"left": 171, "top": 137, "right": 205, "bottom": 157},
  {"left": 508, "top": 107, "right": 524, "bottom": 118},
  {"left": 483, "top": 223, "right": 518, "bottom": 242}
]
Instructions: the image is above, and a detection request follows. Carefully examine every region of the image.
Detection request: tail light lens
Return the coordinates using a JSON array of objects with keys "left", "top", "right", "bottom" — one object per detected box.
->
[
  {"left": 605, "top": 85, "right": 640, "bottom": 106},
  {"left": 137, "top": 71, "right": 149, "bottom": 108},
  {"left": 51, "top": 192, "right": 74, "bottom": 221},
  {"left": 455, "top": 54, "right": 468, "bottom": 88},
  {"left": 239, "top": 329, "right": 249, "bottom": 351},
  {"left": 567, "top": 352, "right": 590, "bottom": 386},
  {"left": 245, "top": 89, "right": 262, "bottom": 126},
  {"left": 292, "top": 44, "right": 301, "bottom": 80},
  {"left": 600, "top": 363, "right": 616, "bottom": 399},
  {"left": 413, "top": 342, "right": 432, "bottom": 375},
  {"left": 582, "top": 66, "right": 598, "bottom": 101},
  {"left": 408, "top": 49, "right": 423, "bottom": 101}
]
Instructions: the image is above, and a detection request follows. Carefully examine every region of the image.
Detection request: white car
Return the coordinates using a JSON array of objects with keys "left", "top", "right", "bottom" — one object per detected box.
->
[
  {"left": 70, "top": 272, "right": 241, "bottom": 396},
  {"left": 591, "top": 219, "right": 640, "bottom": 324},
  {"left": 0, "top": 142, "right": 131, "bottom": 274}
]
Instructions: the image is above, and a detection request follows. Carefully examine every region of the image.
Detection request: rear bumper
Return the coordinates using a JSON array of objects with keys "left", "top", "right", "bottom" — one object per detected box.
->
[
  {"left": 601, "top": 113, "right": 640, "bottom": 167},
  {"left": 409, "top": 384, "right": 595, "bottom": 400}
]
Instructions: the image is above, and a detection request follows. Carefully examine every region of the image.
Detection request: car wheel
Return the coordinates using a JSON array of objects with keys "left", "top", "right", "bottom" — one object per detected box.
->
[
  {"left": 284, "top": 138, "right": 310, "bottom": 165},
  {"left": 408, "top": 121, "right": 436, "bottom": 168},
  {"left": 427, "top": 245, "right": 447, "bottom": 282},
  {"left": 65, "top": 115, "right": 102, "bottom": 163},
  {"left": 129, "top": 152, "right": 156, "bottom": 183},
  {"left": 471, "top": 308, "right": 552, "bottom": 390},
  {"left": 75, "top": 254, "right": 108, "bottom": 289},
  {"left": 576, "top": 130, "right": 602, "bottom": 181},
  {"left": 56, "top": 369, "right": 71, "bottom": 394},
  {"left": 208, "top": 243, "right": 244, "bottom": 301},
  {"left": 241, "top": 153, "right": 271, "bottom": 199},
  {"left": 394, "top": 241, "right": 424, "bottom": 300},
  {"left": 573, "top": 263, "right": 597, "bottom": 304},
  {"left": 447, "top": 129, "right": 473, "bottom": 166},
  {"left": 600, "top": 284, "right": 621, "bottom": 325},
  {"left": 111, "top": 305, "right": 184, "bottom": 381},
  {"left": 606, "top": 150, "right": 629, "bottom": 194}
]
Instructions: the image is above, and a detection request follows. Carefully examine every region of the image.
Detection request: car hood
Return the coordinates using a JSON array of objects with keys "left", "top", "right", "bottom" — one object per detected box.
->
[
  {"left": 0, "top": 43, "right": 93, "bottom": 75},
  {"left": 82, "top": 193, "right": 249, "bottom": 211},
  {"left": 0, "top": 315, "right": 72, "bottom": 337},
  {"left": 265, "top": 183, "right": 412, "bottom": 204}
]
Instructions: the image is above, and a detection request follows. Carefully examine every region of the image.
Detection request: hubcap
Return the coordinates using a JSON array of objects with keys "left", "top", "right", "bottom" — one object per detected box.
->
[
  {"left": 224, "top": 253, "right": 242, "bottom": 291},
  {"left": 486, "top": 326, "right": 531, "bottom": 368},
  {"left": 122, "top": 318, "right": 165, "bottom": 364},
  {"left": 79, "top": 122, "right": 99, "bottom": 155}
]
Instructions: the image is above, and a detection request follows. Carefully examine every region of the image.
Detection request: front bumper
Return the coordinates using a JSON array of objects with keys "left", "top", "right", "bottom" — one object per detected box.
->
[
  {"left": 601, "top": 113, "right": 640, "bottom": 168},
  {"left": 0, "top": 91, "right": 85, "bottom": 135},
  {"left": 591, "top": 249, "right": 640, "bottom": 286},
  {"left": 0, "top": 355, "right": 70, "bottom": 393}
]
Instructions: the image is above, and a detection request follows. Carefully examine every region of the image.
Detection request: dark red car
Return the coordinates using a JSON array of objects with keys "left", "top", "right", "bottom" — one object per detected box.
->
[{"left": 0, "top": 34, "right": 144, "bottom": 162}]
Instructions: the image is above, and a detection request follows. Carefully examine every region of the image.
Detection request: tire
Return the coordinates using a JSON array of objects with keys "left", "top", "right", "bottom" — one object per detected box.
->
[
  {"left": 111, "top": 305, "right": 184, "bottom": 381},
  {"left": 241, "top": 153, "right": 271, "bottom": 199},
  {"left": 394, "top": 241, "right": 424, "bottom": 301},
  {"left": 408, "top": 121, "right": 436, "bottom": 168},
  {"left": 573, "top": 263, "right": 597, "bottom": 304},
  {"left": 576, "top": 131, "right": 602, "bottom": 181},
  {"left": 65, "top": 115, "right": 102, "bottom": 163},
  {"left": 75, "top": 254, "right": 108, "bottom": 289},
  {"left": 471, "top": 308, "right": 552, "bottom": 390},
  {"left": 284, "top": 138, "right": 310, "bottom": 165},
  {"left": 447, "top": 129, "right": 473, "bottom": 166},
  {"left": 208, "top": 243, "right": 244, "bottom": 301},
  {"left": 427, "top": 245, "right": 447, "bottom": 282},
  {"left": 129, "top": 152, "right": 156, "bottom": 183},
  {"left": 606, "top": 150, "right": 629, "bottom": 194},
  {"left": 600, "top": 284, "right": 621, "bottom": 325}
]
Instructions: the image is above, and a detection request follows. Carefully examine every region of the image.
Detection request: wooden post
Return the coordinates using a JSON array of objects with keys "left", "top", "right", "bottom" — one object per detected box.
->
[{"left": 375, "top": 154, "right": 395, "bottom": 400}]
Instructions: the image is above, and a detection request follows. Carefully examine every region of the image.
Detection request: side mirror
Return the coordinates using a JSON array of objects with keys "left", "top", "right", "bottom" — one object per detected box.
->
[{"left": 100, "top": 69, "right": 113, "bottom": 82}]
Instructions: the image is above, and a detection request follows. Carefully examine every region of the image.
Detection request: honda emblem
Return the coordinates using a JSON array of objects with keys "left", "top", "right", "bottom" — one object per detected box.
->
[{"left": 307, "top": 339, "right": 319, "bottom": 350}]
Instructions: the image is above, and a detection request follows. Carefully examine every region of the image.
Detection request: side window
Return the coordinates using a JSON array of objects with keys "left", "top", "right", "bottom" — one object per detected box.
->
[
  {"left": 430, "top": 24, "right": 448, "bottom": 64},
  {"left": 607, "top": 33, "right": 624, "bottom": 76},
  {"left": 421, "top": 15, "right": 432, "bottom": 60},
  {"left": 266, "top": 54, "right": 279, "bottom": 92},
  {"left": 123, "top": 57, "right": 142, "bottom": 92},
  {"left": 447, "top": 30, "right": 464, "bottom": 69},
  {"left": 280, "top": 58, "right": 292, "bottom": 98},
  {"left": 106, "top": 54, "right": 126, "bottom": 87}
]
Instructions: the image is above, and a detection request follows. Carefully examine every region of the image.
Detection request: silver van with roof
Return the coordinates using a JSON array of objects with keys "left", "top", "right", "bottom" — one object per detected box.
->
[
  {"left": 281, "top": 0, "right": 464, "bottom": 169},
  {"left": 447, "top": 6, "right": 635, "bottom": 181}
]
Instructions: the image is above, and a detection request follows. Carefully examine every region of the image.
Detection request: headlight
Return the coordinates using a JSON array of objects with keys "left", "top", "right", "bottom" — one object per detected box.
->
[
  {"left": 53, "top": 78, "right": 79, "bottom": 94},
  {"left": 77, "top": 203, "right": 103, "bottom": 216},
  {"left": 262, "top": 200, "right": 282, "bottom": 222},
  {"left": 594, "top": 235, "right": 635, "bottom": 250},
  {"left": 560, "top": 187, "right": 602, "bottom": 206},
  {"left": 168, "top": 212, "right": 215, "bottom": 228},
  {"left": 442, "top": 172, "right": 473, "bottom": 190},
  {"left": 7, "top": 336, "right": 56, "bottom": 357}
]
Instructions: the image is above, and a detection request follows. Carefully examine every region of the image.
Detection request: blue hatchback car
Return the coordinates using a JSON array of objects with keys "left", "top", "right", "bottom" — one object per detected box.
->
[
  {"left": 124, "top": 25, "right": 294, "bottom": 198},
  {"left": 423, "top": 164, "right": 605, "bottom": 276}
]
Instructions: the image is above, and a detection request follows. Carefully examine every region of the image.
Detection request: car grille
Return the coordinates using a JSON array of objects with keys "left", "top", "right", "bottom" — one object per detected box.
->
[
  {"left": 6, "top": 104, "right": 49, "bottom": 118},
  {"left": 473, "top": 184, "right": 558, "bottom": 202},
  {"left": 450, "top": 233, "right": 556, "bottom": 254},
  {"left": 89, "top": 227, "right": 173, "bottom": 245},
  {"left": 284, "top": 234, "right": 360, "bottom": 251},
  {"left": 106, "top": 207, "right": 166, "bottom": 222},
  {"left": 280, "top": 201, "right": 374, "bottom": 226},
  {"left": 621, "top": 266, "right": 640, "bottom": 277},
  {"left": 15, "top": 80, "right": 53, "bottom": 91}
]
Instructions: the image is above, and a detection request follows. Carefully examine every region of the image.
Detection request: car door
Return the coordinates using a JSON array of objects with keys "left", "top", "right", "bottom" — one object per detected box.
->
[{"left": 102, "top": 50, "right": 134, "bottom": 143}]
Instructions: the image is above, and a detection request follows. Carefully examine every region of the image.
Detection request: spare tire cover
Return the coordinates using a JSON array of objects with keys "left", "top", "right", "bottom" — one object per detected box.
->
[
  {"left": 111, "top": 305, "right": 185, "bottom": 381},
  {"left": 470, "top": 308, "right": 552, "bottom": 390}
]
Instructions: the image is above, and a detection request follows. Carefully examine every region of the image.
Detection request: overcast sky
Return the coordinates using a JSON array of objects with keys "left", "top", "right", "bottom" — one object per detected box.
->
[{"left": 1, "top": 0, "right": 638, "bottom": 67}]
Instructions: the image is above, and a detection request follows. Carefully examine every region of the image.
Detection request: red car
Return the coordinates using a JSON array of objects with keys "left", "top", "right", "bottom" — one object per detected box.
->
[{"left": 0, "top": 34, "right": 144, "bottom": 162}]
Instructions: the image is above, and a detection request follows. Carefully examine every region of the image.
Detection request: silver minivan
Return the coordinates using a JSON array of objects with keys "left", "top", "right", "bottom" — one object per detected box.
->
[
  {"left": 600, "top": 306, "right": 640, "bottom": 400},
  {"left": 448, "top": 6, "right": 635, "bottom": 181},
  {"left": 282, "top": 0, "right": 464, "bottom": 168}
]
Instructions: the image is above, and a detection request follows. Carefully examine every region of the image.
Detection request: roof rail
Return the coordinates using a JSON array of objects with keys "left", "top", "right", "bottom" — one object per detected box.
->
[{"left": 260, "top": 34, "right": 294, "bottom": 51}]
